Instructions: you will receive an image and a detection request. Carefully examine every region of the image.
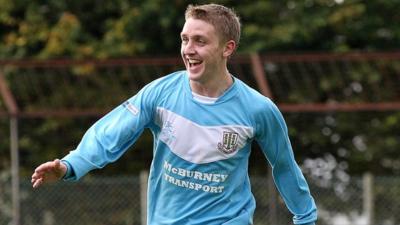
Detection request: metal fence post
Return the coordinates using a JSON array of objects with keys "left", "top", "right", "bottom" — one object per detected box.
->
[
  {"left": 363, "top": 172, "right": 374, "bottom": 225},
  {"left": 267, "top": 171, "right": 278, "bottom": 225},
  {"left": 140, "top": 170, "right": 149, "bottom": 225},
  {"left": 1, "top": 72, "right": 20, "bottom": 225},
  {"left": 10, "top": 117, "right": 20, "bottom": 225}
]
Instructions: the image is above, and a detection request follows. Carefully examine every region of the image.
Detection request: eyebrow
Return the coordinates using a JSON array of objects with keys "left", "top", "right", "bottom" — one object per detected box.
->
[{"left": 180, "top": 33, "right": 207, "bottom": 40}]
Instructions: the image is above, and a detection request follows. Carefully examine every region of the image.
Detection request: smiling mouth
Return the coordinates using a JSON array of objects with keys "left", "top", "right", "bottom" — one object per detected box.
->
[{"left": 188, "top": 59, "right": 202, "bottom": 67}]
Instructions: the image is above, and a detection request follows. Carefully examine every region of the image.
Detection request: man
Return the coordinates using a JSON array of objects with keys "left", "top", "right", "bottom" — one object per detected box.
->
[{"left": 32, "top": 4, "right": 317, "bottom": 225}]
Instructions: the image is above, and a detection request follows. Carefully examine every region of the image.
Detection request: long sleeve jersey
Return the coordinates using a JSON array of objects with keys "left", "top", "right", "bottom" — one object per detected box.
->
[{"left": 62, "top": 71, "right": 317, "bottom": 225}]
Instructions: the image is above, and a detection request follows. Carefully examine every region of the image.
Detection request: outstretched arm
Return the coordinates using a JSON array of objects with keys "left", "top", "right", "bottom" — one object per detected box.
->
[
  {"left": 31, "top": 159, "right": 67, "bottom": 188},
  {"left": 31, "top": 77, "right": 160, "bottom": 185}
]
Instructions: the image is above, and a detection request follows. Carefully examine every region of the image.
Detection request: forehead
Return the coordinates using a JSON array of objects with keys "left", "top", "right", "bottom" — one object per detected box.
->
[{"left": 181, "top": 18, "right": 217, "bottom": 38}]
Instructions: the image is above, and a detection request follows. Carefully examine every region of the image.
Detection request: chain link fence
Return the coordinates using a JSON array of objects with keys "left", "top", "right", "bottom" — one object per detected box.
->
[{"left": 1, "top": 173, "right": 399, "bottom": 225}]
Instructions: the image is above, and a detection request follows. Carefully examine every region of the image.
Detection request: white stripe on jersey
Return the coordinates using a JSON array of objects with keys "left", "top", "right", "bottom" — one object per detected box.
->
[{"left": 155, "top": 107, "right": 254, "bottom": 164}]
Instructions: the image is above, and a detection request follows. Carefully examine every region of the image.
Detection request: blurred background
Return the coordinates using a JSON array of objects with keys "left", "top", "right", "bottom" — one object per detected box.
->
[{"left": 0, "top": 0, "right": 399, "bottom": 225}]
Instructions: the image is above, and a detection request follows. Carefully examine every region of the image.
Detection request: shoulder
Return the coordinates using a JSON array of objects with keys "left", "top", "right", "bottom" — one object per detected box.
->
[
  {"left": 234, "top": 78, "right": 277, "bottom": 112},
  {"left": 234, "top": 78, "right": 284, "bottom": 130}
]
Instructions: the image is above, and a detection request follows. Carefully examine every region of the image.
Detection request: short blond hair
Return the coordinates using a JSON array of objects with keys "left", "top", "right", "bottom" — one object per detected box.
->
[{"left": 185, "top": 4, "right": 241, "bottom": 47}]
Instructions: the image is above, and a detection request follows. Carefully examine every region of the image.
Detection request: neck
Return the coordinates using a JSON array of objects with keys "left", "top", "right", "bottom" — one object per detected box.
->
[{"left": 190, "top": 70, "right": 233, "bottom": 98}]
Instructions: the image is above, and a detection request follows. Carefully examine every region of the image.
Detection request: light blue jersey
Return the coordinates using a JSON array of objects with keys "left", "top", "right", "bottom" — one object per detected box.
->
[{"left": 62, "top": 71, "right": 317, "bottom": 225}]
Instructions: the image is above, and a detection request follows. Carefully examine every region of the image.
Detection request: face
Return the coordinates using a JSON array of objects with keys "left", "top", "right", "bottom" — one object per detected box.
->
[{"left": 180, "top": 18, "right": 233, "bottom": 83}]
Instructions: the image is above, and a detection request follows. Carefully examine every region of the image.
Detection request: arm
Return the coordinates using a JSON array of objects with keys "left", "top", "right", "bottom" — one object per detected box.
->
[
  {"left": 256, "top": 99, "right": 317, "bottom": 225},
  {"left": 32, "top": 80, "right": 159, "bottom": 185},
  {"left": 61, "top": 99, "right": 150, "bottom": 180},
  {"left": 61, "top": 83, "right": 158, "bottom": 181}
]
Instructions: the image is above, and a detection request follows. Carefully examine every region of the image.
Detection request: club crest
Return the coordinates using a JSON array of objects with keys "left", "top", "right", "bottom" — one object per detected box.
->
[{"left": 218, "top": 131, "right": 239, "bottom": 154}]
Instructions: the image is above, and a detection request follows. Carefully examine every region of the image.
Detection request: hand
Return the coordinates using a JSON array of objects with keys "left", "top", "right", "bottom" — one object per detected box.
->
[{"left": 31, "top": 159, "right": 67, "bottom": 188}]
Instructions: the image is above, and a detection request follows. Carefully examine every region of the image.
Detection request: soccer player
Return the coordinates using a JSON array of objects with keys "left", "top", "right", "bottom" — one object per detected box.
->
[{"left": 32, "top": 4, "right": 317, "bottom": 225}]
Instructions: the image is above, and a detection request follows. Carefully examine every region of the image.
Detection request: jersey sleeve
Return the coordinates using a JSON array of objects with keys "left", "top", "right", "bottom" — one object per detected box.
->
[
  {"left": 62, "top": 81, "right": 159, "bottom": 181},
  {"left": 255, "top": 98, "right": 317, "bottom": 225}
]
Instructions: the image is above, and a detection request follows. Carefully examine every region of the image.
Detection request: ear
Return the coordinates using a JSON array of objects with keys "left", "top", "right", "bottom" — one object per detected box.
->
[{"left": 222, "top": 40, "right": 236, "bottom": 58}]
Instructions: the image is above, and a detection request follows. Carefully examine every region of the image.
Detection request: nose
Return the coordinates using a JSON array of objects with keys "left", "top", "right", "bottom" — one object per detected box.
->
[{"left": 182, "top": 41, "right": 195, "bottom": 55}]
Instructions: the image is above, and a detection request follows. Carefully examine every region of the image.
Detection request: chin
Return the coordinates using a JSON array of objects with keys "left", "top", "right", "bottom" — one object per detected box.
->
[
  {"left": 186, "top": 68, "right": 205, "bottom": 81},
  {"left": 187, "top": 71, "right": 202, "bottom": 81}
]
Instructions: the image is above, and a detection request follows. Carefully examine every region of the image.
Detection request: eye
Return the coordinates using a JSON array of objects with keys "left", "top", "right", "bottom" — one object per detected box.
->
[
  {"left": 181, "top": 36, "right": 188, "bottom": 44},
  {"left": 196, "top": 38, "right": 206, "bottom": 45}
]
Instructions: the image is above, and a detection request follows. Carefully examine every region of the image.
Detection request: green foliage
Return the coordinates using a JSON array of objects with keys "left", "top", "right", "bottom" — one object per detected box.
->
[
  {"left": 1, "top": 0, "right": 400, "bottom": 59},
  {"left": 286, "top": 111, "right": 400, "bottom": 176},
  {"left": 0, "top": 0, "right": 187, "bottom": 59}
]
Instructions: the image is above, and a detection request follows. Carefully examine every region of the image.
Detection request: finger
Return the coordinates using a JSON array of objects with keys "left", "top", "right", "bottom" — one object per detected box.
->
[
  {"left": 31, "top": 177, "right": 39, "bottom": 184},
  {"left": 31, "top": 171, "right": 42, "bottom": 182},
  {"left": 33, "top": 181, "right": 40, "bottom": 188},
  {"left": 34, "top": 162, "right": 50, "bottom": 173},
  {"left": 54, "top": 159, "right": 61, "bottom": 169},
  {"left": 32, "top": 178, "right": 43, "bottom": 188},
  {"left": 31, "top": 170, "right": 45, "bottom": 180},
  {"left": 31, "top": 172, "right": 42, "bottom": 180},
  {"left": 34, "top": 161, "right": 55, "bottom": 173}
]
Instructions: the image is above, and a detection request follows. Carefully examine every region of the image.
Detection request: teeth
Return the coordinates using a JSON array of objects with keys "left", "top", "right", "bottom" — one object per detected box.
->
[{"left": 188, "top": 59, "right": 201, "bottom": 64}]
